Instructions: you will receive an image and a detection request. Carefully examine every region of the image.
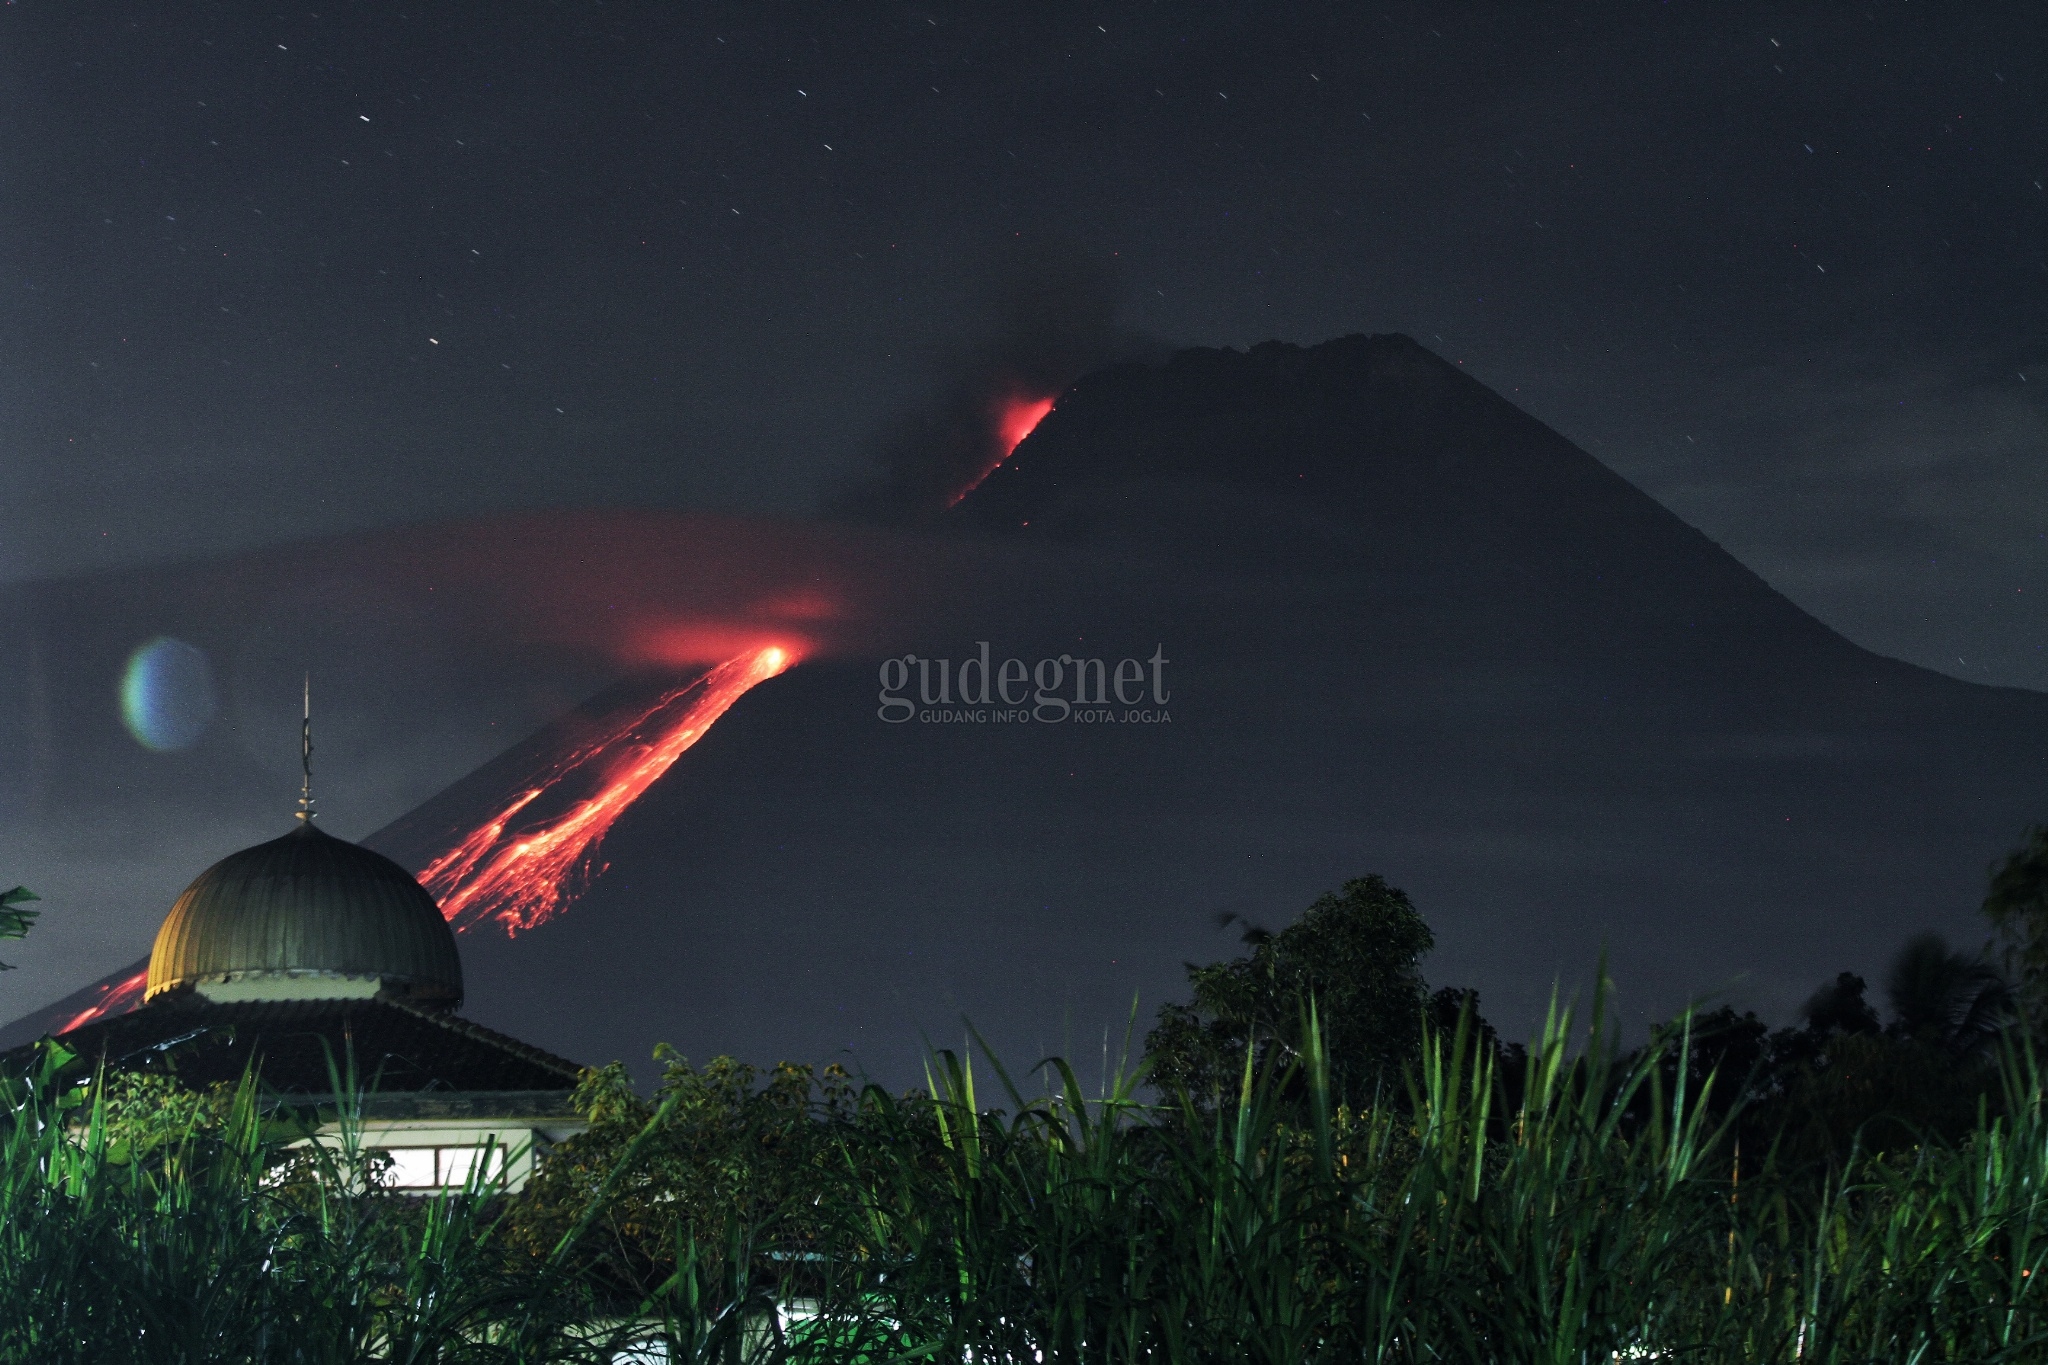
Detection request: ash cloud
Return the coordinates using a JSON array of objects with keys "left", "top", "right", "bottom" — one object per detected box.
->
[{"left": 833, "top": 242, "right": 1169, "bottom": 523}]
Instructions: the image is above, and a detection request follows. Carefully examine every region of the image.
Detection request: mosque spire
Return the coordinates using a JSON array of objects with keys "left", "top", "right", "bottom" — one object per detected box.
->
[{"left": 297, "top": 674, "right": 317, "bottom": 824}]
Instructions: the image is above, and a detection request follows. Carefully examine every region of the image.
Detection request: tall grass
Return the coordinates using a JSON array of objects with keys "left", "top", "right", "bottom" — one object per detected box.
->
[
  {"left": 784, "top": 990, "right": 1732, "bottom": 1363},
  {"left": 5, "top": 994, "right": 2048, "bottom": 1362}
]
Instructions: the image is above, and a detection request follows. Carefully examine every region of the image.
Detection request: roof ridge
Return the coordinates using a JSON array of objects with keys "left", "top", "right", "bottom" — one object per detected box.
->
[{"left": 378, "top": 997, "right": 587, "bottom": 1081}]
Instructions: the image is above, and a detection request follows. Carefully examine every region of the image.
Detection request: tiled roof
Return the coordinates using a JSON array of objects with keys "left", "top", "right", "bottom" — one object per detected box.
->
[{"left": 15, "top": 995, "right": 586, "bottom": 1103}]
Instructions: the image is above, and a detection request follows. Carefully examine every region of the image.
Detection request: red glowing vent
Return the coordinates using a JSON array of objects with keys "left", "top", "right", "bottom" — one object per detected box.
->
[{"left": 949, "top": 391, "right": 1056, "bottom": 507}]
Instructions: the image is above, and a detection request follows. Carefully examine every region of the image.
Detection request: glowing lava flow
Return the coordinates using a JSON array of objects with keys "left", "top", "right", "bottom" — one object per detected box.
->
[
  {"left": 58, "top": 969, "right": 148, "bottom": 1033},
  {"left": 949, "top": 392, "right": 1056, "bottom": 507},
  {"left": 420, "top": 644, "right": 795, "bottom": 935}
]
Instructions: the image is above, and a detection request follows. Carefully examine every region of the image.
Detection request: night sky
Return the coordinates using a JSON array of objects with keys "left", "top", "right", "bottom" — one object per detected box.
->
[{"left": 3, "top": 3, "right": 2046, "bottom": 1055}]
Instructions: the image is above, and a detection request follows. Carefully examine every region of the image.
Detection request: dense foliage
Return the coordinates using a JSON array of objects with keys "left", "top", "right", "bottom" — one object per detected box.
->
[
  {"left": 1142, "top": 864, "right": 2036, "bottom": 1174},
  {"left": 6, "top": 992, "right": 2048, "bottom": 1361},
  {"left": 1144, "top": 875, "right": 1434, "bottom": 1106},
  {"left": 1988, "top": 823, "right": 2048, "bottom": 1021},
  {"left": 504, "top": 1051, "right": 861, "bottom": 1300}
]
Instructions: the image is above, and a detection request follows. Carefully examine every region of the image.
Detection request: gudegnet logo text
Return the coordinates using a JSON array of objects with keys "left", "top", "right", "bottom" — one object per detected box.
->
[{"left": 878, "top": 643, "right": 1172, "bottom": 725}]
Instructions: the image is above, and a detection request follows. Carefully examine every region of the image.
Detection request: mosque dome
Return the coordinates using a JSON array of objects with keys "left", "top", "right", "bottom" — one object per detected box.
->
[{"left": 145, "top": 821, "right": 462, "bottom": 1008}]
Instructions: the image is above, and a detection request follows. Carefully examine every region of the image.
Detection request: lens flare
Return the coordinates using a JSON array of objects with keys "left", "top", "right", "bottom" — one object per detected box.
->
[
  {"left": 420, "top": 644, "right": 796, "bottom": 935},
  {"left": 120, "top": 637, "right": 219, "bottom": 752},
  {"left": 949, "top": 392, "right": 1056, "bottom": 507}
]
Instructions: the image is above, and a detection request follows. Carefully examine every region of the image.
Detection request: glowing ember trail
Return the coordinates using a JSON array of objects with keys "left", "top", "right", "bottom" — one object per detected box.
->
[
  {"left": 421, "top": 644, "right": 795, "bottom": 935},
  {"left": 949, "top": 392, "right": 1056, "bottom": 507},
  {"left": 59, "top": 969, "right": 148, "bottom": 1033}
]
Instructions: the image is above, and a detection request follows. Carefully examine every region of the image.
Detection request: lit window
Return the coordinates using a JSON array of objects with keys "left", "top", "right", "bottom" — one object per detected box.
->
[
  {"left": 378, "top": 1145, "right": 506, "bottom": 1189},
  {"left": 383, "top": 1148, "right": 439, "bottom": 1188},
  {"left": 436, "top": 1144, "right": 505, "bottom": 1186}
]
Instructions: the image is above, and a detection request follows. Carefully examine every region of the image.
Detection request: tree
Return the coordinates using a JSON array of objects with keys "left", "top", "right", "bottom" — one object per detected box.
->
[
  {"left": 504, "top": 1050, "right": 858, "bottom": 1300},
  {"left": 1144, "top": 874, "right": 1435, "bottom": 1106},
  {"left": 1884, "top": 932, "right": 2011, "bottom": 1056},
  {"left": 0, "top": 887, "right": 39, "bottom": 971},
  {"left": 1801, "top": 971, "right": 1880, "bottom": 1037},
  {"left": 1984, "top": 823, "right": 2048, "bottom": 1023},
  {"left": 1706, "top": 942, "right": 2010, "bottom": 1169}
]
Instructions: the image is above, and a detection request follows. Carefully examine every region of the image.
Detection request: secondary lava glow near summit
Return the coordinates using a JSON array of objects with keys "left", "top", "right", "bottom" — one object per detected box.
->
[{"left": 949, "top": 392, "right": 1056, "bottom": 507}]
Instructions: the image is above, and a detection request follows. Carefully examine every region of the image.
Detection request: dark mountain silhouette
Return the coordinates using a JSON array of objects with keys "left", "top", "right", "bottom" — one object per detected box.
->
[
  {"left": 383, "top": 335, "right": 2047, "bottom": 1083},
  {"left": 7, "top": 335, "right": 2042, "bottom": 1086}
]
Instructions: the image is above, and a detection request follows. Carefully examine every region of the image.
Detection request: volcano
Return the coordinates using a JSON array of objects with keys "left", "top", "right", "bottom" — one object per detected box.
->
[
  {"left": 376, "top": 334, "right": 2048, "bottom": 1081},
  {"left": 7, "top": 335, "right": 2043, "bottom": 1084}
]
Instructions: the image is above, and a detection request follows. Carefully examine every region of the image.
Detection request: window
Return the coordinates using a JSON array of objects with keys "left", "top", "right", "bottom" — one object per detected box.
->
[
  {"left": 378, "top": 1145, "right": 506, "bottom": 1190},
  {"left": 436, "top": 1144, "right": 502, "bottom": 1185},
  {"left": 382, "top": 1148, "right": 439, "bottom": 1188}
]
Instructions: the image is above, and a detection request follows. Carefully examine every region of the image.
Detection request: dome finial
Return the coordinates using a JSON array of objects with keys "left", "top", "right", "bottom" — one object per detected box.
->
[{"left": 297, "top": 673, "right": 316, "bottom": 824}]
